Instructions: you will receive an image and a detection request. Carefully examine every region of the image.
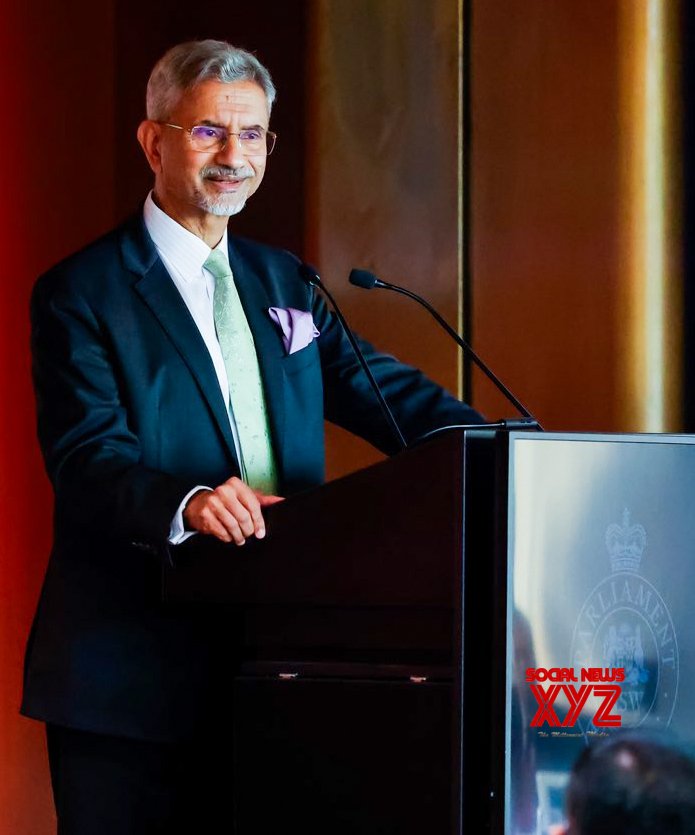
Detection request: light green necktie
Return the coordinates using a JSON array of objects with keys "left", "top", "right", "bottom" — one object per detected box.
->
[{"left": 204, "top": 249, "right": 277, "bottom": 494}]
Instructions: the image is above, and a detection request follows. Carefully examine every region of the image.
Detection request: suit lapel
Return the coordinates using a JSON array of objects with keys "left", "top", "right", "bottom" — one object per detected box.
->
[
  {"left": 120, "top": 216, "right": 239, "bottom": 463},
  {"left": 227, "top": 240, "right": 287, "bottom": 475}
]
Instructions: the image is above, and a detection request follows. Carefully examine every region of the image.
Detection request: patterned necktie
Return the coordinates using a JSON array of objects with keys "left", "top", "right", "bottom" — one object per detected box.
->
[{"left": 204, "top": 249, "right": 277, "bottom": 494}]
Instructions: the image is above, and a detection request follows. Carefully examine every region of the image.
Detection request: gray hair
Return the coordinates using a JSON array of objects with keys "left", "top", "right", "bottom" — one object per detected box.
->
[{"left": 146, "top": 39, "right": 276, "bottom": 121}]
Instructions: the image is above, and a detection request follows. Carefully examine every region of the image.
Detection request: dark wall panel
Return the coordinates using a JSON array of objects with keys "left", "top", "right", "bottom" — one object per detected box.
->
[{"left": 114, "top": 0, "right": 307, "bottom": 253}]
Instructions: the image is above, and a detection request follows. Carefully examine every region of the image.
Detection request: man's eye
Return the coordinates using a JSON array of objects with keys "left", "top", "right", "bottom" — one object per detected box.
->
[
  {"left": 192, "top": 126, "right": 224, "bottom": 140},
  {"left": 240, "top": 129, "right": 263, "bottom": 142}
]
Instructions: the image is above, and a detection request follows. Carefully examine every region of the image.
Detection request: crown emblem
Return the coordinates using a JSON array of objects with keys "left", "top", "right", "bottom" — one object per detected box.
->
[{"left": 605, "top": 509, "right": 646, "bottom": 573}]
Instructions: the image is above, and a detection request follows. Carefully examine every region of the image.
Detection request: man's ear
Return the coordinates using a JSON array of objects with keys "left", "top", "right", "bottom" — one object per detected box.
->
[{"left": 137, "top": 120, "right": 163, "bottom": 175}]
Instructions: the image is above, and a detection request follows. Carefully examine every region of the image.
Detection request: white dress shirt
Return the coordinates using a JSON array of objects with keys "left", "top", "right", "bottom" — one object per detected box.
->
[{"left": 143, "top": 192, "right": 244, "bottom": 543}]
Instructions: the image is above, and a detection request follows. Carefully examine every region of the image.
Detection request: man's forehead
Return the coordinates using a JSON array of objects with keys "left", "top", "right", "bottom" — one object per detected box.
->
[
  {"left": 170, "top": 80, "right": 270, "bottom": 125},
  {"left": 181, "top": 79, "right": 267, "bottom": 108}
]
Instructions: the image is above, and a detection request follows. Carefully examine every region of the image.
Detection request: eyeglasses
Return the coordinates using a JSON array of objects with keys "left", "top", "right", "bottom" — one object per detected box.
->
[{"left": 160, "top": 123, "right": 277, "bottom": 156}]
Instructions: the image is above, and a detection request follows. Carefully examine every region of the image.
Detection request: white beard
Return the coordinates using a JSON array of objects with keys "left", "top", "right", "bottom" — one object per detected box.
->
[
  {"left": 197, "top": 193, "right": 248, "bottom": 216},
  {"left": 196, "top": 165, "right": 254, "bottom": 217}
]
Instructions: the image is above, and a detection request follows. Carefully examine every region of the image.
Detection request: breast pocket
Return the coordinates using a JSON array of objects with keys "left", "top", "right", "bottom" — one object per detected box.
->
[{"left": 281, "top": 342, "right": 318, "bottom": 375}]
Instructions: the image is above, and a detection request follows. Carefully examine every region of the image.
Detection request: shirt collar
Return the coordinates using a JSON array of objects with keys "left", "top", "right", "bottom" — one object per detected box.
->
[{"left": 143, "top": 191, "right": 228, "bottom": 281}]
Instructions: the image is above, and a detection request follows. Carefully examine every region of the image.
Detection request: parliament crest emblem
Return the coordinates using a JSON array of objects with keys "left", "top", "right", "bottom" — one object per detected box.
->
[{"left": 570, "top": 509, "right": 679, "bottom": 730}]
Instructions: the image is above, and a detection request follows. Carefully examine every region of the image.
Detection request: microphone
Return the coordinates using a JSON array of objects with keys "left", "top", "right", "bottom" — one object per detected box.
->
[
  {"left": 349, "top": 269, "right": 541, "bottom": 429},
  {"left": 298, "top": 263, "right": 408, "bottom": 452}
]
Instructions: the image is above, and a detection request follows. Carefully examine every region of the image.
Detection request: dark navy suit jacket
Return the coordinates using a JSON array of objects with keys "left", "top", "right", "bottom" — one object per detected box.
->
[{"left": 21, "top": 213, "right": 483, "bottom": 741}]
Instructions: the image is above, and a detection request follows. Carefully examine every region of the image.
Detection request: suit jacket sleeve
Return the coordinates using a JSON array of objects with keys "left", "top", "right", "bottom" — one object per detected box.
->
[
  {"left": 31, "top": 271, "right": 192, "bottom": 546},
  {"left": 313, "top": 291, "right": 485, "bottom": 455}
]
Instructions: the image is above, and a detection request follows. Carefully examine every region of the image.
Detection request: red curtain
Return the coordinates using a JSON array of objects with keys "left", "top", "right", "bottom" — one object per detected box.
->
[{"left": 0, "top": 4, "right": 116, "bottom": 832}]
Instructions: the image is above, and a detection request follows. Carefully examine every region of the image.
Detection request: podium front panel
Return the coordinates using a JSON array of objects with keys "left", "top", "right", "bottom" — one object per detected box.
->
[{"left": 505, "top": 432, "right": 695, "bottom": 834}]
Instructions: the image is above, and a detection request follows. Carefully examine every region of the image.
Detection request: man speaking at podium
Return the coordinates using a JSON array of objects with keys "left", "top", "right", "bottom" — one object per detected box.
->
[{"left": 22, "top": 39, "right": 483, "bottom": 833}]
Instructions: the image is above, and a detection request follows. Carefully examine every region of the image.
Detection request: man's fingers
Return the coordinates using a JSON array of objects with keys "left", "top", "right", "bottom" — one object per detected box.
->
[
  {"left": 207, "top": 494, "right": 249, "bottom": 545},
  {"left": 185, "top": 489, "right": 247, "bottom": 545},
  {"left": 258, "top": 494, "right": 284, "bottom": 507},
  {"left": 223, "top": 495, "right": 259, "bottom": 539},
  {"left": 196, "top": 507, "right": 233, "bottom": 544},
  {"left": 184, "top": 478, "right": 284, "bottom": 544},
  {"left": 198, "top": 496, "right": 246, "bottom": 545},
  {"left": 219, "top": 478, "right": 267, "bottom": 538}
]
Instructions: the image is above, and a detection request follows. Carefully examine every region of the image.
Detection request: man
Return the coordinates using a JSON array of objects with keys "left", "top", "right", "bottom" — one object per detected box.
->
[
  {"left": 552, "top": 734, "right": 695, "bottom": 835},
  {"left": 22, "top": 39, "right": 483, "bottom": 832}
]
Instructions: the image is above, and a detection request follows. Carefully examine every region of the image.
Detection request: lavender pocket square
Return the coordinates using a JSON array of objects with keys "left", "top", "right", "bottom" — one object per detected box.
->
[{"left": 268, "top": 307, "right": 320, "bottom": 354}]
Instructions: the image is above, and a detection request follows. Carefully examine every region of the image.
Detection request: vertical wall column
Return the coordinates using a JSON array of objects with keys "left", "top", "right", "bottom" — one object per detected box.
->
[
  {"left": 307, "top": 0, "right": 464, "bottom": 478},
  {"left": 618, "top": 0, "right": 682, "bottom": 432},
  {"left": 470, "top": 0, "right": 683, "bottom": 431}
]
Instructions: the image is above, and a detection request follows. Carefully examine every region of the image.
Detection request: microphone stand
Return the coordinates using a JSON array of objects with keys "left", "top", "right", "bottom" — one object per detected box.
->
[
  {"left": 349, "top": 269, "right": 542, "bottom": 431},
  {"left": 298, "top": 264, "right": 409, "bottom": 452}
]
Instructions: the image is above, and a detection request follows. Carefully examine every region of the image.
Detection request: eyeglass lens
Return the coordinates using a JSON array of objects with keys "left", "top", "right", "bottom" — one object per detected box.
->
[{"left": 189, "top": 126, "right": 275, "bottom": 155}]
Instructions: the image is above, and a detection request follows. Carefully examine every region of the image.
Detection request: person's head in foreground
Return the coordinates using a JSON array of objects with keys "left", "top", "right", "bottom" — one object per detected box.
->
[{"left": 554, "top": 732, "right": 695, "bottom": 835}]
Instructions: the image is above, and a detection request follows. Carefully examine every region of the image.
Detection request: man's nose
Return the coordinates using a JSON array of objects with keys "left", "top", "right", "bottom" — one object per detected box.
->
[{"left": 216, "top": 134, "right": 248, "bottom": 169}]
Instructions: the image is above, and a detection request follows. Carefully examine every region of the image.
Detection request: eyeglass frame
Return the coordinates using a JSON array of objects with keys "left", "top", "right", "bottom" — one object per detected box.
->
[{"left": 158, "top": 122, "right": 277, "bottom": 156}]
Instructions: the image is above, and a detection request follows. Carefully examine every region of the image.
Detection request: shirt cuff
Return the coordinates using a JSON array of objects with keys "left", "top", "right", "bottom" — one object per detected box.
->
[{"left": 168, "top": 485, "right": 212, "bottom": 544}]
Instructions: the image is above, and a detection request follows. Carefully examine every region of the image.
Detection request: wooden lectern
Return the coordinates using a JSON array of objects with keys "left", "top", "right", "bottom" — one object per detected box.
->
[
  {"left": 163, "top": 429, "right": 504, "bottom": 834},
  {"left": 165, "top": 429, "right": 695, "bottom": 832}
]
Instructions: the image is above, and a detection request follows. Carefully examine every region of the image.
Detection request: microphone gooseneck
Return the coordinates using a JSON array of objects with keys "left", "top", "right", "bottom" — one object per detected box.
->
[
  {"left": 298, "top": 263, "right": 408, "bottom": 452},
  {"left": 348, "top": 268, "right": 541, "bottom": 428}
]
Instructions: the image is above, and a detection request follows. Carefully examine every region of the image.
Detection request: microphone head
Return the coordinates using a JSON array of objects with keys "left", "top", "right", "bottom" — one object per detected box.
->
[
  {"left": 349, "top": 269, "right": 379, "bottom": 290},
  {"left": 298, "top": 262, "right": 322, "bottom": 287}
]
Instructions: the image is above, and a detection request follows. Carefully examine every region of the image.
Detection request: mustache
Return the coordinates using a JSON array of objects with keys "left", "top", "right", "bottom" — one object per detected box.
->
[{"left": 201, "top": 164, "right": 254, "bottom": 180}]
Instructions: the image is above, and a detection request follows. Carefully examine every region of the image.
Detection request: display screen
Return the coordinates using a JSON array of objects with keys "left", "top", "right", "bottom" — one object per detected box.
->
[{"left": 506, "top": 433, "right": 695, "bottom": 834}]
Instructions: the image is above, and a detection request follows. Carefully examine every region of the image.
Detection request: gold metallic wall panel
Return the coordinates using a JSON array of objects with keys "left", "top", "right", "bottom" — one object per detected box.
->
[
  {"left": 307, "top": 0, "right": 462, "bottom": 478},
  {"left": 617, "top": 0, "right": 682, "bottom": 432},
  {"left": 471, "top": 1, "right": 624, "bottom": 429},
  {"left": 471, "top": 0, "right": 682, "bottom": 432}
]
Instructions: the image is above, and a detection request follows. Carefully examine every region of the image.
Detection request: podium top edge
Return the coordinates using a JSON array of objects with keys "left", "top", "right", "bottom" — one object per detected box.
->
[{"left": 507, "top": 430, "right": 695, "bottom": 445}]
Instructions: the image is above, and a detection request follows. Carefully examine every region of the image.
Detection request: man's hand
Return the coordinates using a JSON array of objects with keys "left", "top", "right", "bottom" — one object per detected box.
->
[{"left": 183, "top": 477, "right": 284, "bottom": 545}]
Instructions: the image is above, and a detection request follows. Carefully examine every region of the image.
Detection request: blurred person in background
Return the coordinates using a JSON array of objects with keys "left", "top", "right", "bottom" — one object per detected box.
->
[{"left": 551, "top": 732, "right": 695, "bottom": 835}]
